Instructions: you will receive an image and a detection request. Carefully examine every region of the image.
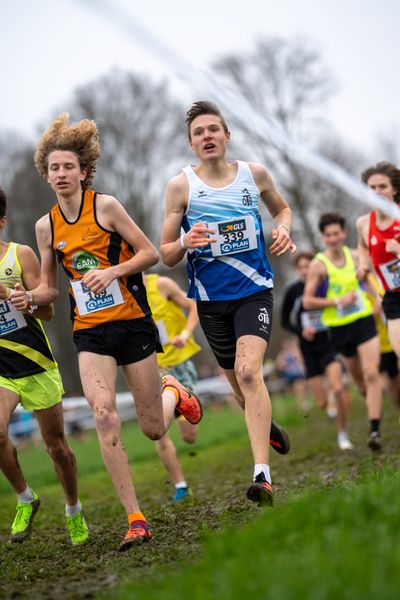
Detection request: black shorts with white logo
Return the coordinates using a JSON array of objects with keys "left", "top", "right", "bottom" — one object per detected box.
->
[
  {"left": 300, "top": 331, "right": 337, "bottom": 378},
  {"left": 73, "top": 316, "right": 163, "bottom": 366},
  {"left": 330, "top": 315, "right": 377, "bottom": 358},
  {"left": 382, "top": 291, "right": 400, "bottom": 320},
  {"left": 197, "top": 290, "right": 273, "bottom": 369}
]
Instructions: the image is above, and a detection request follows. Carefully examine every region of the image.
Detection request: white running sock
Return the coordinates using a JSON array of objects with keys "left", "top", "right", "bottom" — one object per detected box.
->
[
  {"left": 65, "top": 501, "right": 82, "bottom": 517},
  {"left": 17, "top": 486, "right": 34, "bottom": 504},
  {"left": 253, "top": 464, "right": 271, "bottom": 484},
  {"left": 338, "top": 431, "right": 349, "bottom": 443},
  {"left": 175, "top": 481, "right": 187, "bottom": 489}
]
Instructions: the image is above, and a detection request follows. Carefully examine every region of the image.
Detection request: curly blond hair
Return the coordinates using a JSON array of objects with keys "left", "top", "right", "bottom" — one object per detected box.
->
[{"left": 34, "top": 113, "right": 101, "bottom": 190}]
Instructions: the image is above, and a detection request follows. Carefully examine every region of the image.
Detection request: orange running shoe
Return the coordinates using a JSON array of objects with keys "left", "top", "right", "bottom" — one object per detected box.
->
[
  {"left": 246, "top": 472, "right": 273, "bottom": 506},
  {"left": 161, "top": 375, "right": 203, "bottom": 425},
  {"left": 119, "top": 520, "right": 152, "bottom": 552}
]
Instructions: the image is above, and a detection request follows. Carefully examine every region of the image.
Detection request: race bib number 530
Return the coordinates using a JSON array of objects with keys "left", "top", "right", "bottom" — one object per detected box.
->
[
  {"left": 71, "top": 279, "right": 124, "bottom": 316},
  {"left": 209, "top": 216, "right": 257, "bottom": 257}
]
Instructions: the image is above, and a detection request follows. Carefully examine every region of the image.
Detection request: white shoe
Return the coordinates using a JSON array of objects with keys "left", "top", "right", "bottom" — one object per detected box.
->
[
  {"left": 327, "top": 407, "right": 338, "bottom": 419},
  {"left": 338, "top": 437, "right": 353, "bottom": 451}
]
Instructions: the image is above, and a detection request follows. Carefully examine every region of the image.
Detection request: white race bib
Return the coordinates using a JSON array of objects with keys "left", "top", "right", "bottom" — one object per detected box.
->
[
  {"left": 0, "top": 301, "right": 27, "bottom": 336},
  {"left": 337, "top": 290, "right": 364, "bottom": 318},
  {"left": 209, "top": 215, "right": 257, "bottom": 257},
  {"left": 379, "top": 258, "right": 400, "bottom": 290},
  {"left": 300, "top": 310, "right": 327, "bottom": 332},
  {"left": 71, "top": 279, "right": 124, "bottom": 316},
  {"left": 155, "top": 320, "right": 169, "bottom": 345}
]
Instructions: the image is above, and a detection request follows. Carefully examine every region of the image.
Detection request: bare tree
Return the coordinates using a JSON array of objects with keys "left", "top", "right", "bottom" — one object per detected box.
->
[
  {"left": 66, "top": 69, "right": 189, "bottom": 245},
  {"left": 213, "top": 37, "right": 364, "bottom": 250}
]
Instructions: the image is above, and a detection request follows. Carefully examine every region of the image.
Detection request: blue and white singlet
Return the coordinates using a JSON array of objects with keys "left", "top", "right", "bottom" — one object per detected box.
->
[{"left": 182, "top": 161, "right": 274, "bottom": 301}]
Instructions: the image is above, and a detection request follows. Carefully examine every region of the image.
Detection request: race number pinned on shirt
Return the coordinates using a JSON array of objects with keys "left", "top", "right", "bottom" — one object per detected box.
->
[
  {"left": 71, "top": 279, "right": 124, "bottom": 316},
  {"left": 380, "top": 258, "right": 400, "bottom": 290},
  {"left": 208, "top": 216, "right": 257, "bottom": 257},
  {"left": 337, "top": 290, "right": 364, "bottom": 318},
  {"left": 300, "top": 310, "right": 327, "bottom": 332},
  {"left": 155, "top": 320, "right": 169, "bottom": 345},
  {"left": 0, "top": 301, "right": 27, "bottom": 336}
]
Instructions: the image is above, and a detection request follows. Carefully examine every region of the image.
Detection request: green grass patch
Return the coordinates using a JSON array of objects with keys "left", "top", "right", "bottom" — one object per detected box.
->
[{"left": 114, "top": 464, "right": 400, "bottom": 600}]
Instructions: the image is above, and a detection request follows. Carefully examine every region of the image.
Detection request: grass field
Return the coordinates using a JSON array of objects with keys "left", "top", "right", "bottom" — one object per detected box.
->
[{"left": 1, "top": 393, "right": 399, "bottom": 599}]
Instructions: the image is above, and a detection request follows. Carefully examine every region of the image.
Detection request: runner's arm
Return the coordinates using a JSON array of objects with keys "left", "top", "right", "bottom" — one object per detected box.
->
[
  {"left": 83, "top": 195, "right": 159, "bottom": 293},
  {"left": 250, "top": 163, "right": 296, "bottom": 256},
  {"left": 159, "top": 276, "right": 199, "bottom": 347},
  {"left": 15, "top": 245, "right": 54, "bottom": 320},
  {"left": 10, "top": 216, "right": 59, "bottom": 310},
  {"left": 160, "top": 175, "right": 216, "bottom": 267},
  {"left": 356, "top": 215, "right": 372, "bottom": 280}
]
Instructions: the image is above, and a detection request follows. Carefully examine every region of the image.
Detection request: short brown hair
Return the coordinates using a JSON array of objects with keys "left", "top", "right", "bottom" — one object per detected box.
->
[
  {"left": 294, "top": 251, "right": 314, "bottom": 266},
  {"left": 186, "top": 100, "right": 229, "bottom": 140},
  {"left": 361, "top": 161, "right": 400, "bottom": 204},
  {"left": 35, "top": 113, "right": 101, "bottom": 190},
  {"left": 318, "top": 212, "right": 345, "bottom": 233}
]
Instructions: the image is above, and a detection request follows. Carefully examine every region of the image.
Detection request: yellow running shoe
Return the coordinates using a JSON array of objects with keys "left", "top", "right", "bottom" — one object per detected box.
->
[
  {"left": 10, "top": 490, "right": 41, "bottom": 543},
  {"left": 66, "top": 509, "right": 90, "bottom": 545}
]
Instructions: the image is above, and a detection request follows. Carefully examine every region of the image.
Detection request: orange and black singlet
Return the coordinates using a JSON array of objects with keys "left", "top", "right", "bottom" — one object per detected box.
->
[{"left": 50, "top": 190, "right": 151, "bottom": 331}]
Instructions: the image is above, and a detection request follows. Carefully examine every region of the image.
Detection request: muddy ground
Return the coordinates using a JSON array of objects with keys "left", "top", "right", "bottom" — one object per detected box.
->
[{"left": 1, "top": 399, "right": 399, "bottom": 600}]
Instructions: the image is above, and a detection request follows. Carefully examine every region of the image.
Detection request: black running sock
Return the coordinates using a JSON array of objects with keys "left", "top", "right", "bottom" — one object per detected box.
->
[{"left": 370, "top": 419, "right": 380, "bottom": 433}]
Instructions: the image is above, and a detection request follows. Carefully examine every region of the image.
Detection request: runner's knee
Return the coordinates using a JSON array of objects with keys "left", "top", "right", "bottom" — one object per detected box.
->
[
  {"left": 235, "top": 362, "right": 260, "bottom": 388},
  {"left": 93, "top": 406, "right": 120, "bottom": 435},
  {"left": 364, "top": 367, "right": 380, "bottom": 387},
  {"left": 44, "top": 435, "right": 72, "bottom": 463}
]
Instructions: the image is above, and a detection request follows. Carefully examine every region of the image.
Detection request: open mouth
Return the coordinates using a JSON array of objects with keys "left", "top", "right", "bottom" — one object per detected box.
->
[{"left": 204, "top": 143, "right": 216, "bottom": 151}]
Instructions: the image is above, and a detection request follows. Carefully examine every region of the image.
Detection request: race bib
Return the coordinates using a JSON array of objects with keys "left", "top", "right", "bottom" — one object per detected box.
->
[
  {"left": 380, "top": 258, "right": 400, "bottom": 290},
  {"left": 300, "top": 310, "right": 327, "bottom": 332},
  {"left": 209, "top": 216, "right": 257, "bottom": 257},
  {"left": 337, "top": 290, "right": 364, "bottom": 318},
  {"left": 155, "top": 320, "right": 169, "bottom": 345},
  {"left": 0, "top": 301, "right": 27, "bottom": 336},
  {"left": 71, "top": 279, "right": 124, "bottom": 316}
]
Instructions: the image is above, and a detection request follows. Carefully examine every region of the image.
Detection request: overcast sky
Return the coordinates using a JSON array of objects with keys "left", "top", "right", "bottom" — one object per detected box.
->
[{"left": 1, "top": 0, "right": 399, "bottom": 156}]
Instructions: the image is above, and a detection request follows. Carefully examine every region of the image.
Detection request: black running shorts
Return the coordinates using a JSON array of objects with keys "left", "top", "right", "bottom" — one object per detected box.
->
[
  {"left": 329, "top": 315, "right": 377, "bottom": 358},
  {"left": 299, "top": 331, "right": 337, "bottom": 378},
  {"left": 197, "top": 290, "right": 273, "bottom": 370},
  {"left": 380, "top": 351, "right": 399, "bottom": 378},
  {"left": 73, "top": 317, "right": 162, "bottom": 365},
  {"left": 382, "top": 291, "right": 400, "bottom": 320}
]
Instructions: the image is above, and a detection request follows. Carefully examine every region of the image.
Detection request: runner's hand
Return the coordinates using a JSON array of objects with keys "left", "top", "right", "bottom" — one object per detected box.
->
[
  {"left": 9, "top": 284, "right": 29, "bottom": 311},
  {"left": 356, "top": 265, "right": 369, "bottom": 280},
  {"left": 83, "top": 269, "right": 115, "bottom": 293},
  {"left": 302, "top": 326, "right": 316, "bottom": 341},
  {"left": 338, "top": 291, "right": 357, "bottom": 307},
  {"left": 385, "top": 239, "right": 400, "bottom": 255},
  {"left": 182, "top": 222, "right": 216, "bottom": 249},
  {"left": 169, "top": 334, "right": 188, "bottom": 348},
  {"left": 270, "top": 227, "right": 296, "bottom": 256}
]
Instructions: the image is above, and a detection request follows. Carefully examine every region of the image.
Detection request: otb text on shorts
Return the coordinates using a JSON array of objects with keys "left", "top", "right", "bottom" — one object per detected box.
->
[
  {"left": 197, "top": 290, "right": 273, "bottom": 369},
  {"left": 0, "top": 367, "right": 64, "bottom": 411}
]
